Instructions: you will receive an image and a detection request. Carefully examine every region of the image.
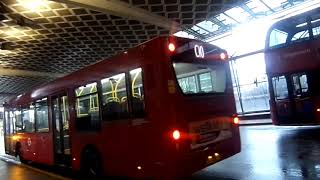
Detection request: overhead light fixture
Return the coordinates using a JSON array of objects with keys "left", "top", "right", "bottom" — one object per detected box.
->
[
  {"left": 2, "top": 28, "right": 20, "bottom": 36},
  {"left": 17, "top": 0, "right": 46, "bottom": 11}
]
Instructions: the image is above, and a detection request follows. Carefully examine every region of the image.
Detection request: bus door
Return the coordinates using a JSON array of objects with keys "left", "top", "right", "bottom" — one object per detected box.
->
[
  {"left": 52, "top": 94, "right": 71, "bottom": 166},
  {"left": 4, "top": 110, "right": 14, "bottom": 155},
  {"left": 272, "top": 76, "right": 294, "bottom": 122},
  {"left": 291, "top": 73, "right": 314, "bottom": 123}
]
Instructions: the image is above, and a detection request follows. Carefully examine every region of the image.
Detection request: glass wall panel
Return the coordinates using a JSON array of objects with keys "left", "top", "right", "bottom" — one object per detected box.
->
[{"left": 229, "top": 53, "right": 270, "bottom": 114}]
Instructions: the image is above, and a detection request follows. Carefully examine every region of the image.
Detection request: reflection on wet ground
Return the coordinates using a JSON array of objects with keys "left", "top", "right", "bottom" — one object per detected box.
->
[
  {"left": 0, "top": 160, "right": 59, "bottom": 180},
  {"left": 194, "top": 125, "right": 320, "bottom": 180}
]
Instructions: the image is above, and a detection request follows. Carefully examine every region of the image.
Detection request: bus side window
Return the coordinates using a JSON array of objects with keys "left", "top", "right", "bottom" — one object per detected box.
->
[
  {"left": 14, "top": 109, "right": 23, "bottom": 132},
  {"left": 292, "top": 74, "right": 309, "bottom": 96},
  {"left": 75, "top": 82, "right": 100, "bottom": 131},
  {"left": 101, "top": 73, "right": 129, "bottom": 121},
  {"left": 22, "top": 105, "right": 35, "bottom": 133},
  {"left": 35, "top": 98, "right": 49, "bottom": 132},
  {"left": 269, "top": 29, "right": 288, "bottom": 48},
  {"left": 290, "top": 30, "right": 310, "bottom": 43},
  {"left": 129, "top": 68, "right": 145, "bottom": 118},
  {"left": 311, "top": 14, "right": 320, "bottom": 37},
  {"left": 272, "top": 76, "right": 289, "bottom": 100},
  {"left": 9, "top": 111, "right": 15, "bottom": 134}
]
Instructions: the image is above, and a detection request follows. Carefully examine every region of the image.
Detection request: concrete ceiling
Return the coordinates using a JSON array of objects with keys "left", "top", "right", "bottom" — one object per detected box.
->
[{"left": 0, "top": 0, "right": 242, "bottom": 104}]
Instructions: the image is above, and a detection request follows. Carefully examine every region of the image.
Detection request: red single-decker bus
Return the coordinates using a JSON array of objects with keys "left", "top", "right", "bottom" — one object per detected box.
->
[{"left": 4, "top": 36, "right": 240, "bottom": 179}]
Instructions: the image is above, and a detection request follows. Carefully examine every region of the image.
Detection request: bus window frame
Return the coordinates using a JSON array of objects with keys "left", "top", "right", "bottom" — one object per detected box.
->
[
  {"left": 22, "top": 104, "right": 36, "bottom": 133},
  {"left": 35, "top": 97, "right": 50, "bottom": 133},
  {"left": 291, "top": 73, "right": 309, "bottom": 97},
  {"left": 128, "top": 67, "right": 146, "bottom": 120},
  {"left": 171, "top": 61, "right": 229, "bottom": 97},
  {"left": 100, "top": 72, "right": 131, "bottom": 122},
  {"left": 4, "top": 110, "right": 15, "bottom": 135},
  {"left": 74, "top": 81, "right": 101, "bottom": 131},
  {"left": 268, "top": 28, "right": 289, "bottom": 49},
  {"left": 266, "top": 14, "right": 320, "bottom": 49},
  {"left": 14, "top": 107, "right": 24, "bottom": 133},
  {"left": 272, "top": 75, "right": 289, "bottom": 100}
]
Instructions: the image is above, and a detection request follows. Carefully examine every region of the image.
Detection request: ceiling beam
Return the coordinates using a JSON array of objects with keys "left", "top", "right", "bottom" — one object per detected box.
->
[
  {"left": 240, "top": 4, "right": 256, "bottom": 18},
  {"left": 52, "top": 0, "right": 181, "bottom": 33},
  {"left": 210, "top": 17, "right": 227, "bottom": 28},
  {"left": 259, "top": 0, "right": 275, "bottom": 13},
  {"left": 0, "top": 67, "right": 65, "bottom": 78}
]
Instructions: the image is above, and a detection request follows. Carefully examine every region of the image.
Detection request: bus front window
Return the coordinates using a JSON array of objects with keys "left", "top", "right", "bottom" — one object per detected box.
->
[{"left": 173, "top": 62, "right": 226, "bottom": 95}]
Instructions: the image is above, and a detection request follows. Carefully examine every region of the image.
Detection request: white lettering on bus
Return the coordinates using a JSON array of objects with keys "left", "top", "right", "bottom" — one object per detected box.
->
[{"left": 194, "top": 45, "right": 205, "bottom": 58}]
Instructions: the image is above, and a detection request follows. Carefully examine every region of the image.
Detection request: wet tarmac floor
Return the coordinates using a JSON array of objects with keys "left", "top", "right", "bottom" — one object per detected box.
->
[
  {"left": 1, "top": 125, "right": 320, "bottom": 180},
  {"left": 195, "top": 125, "right": 320, "bottom": 180}
]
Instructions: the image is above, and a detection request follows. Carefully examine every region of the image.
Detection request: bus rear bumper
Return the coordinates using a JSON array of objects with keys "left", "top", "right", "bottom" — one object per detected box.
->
[{"left": 155, "top": 137, "right": 241, "bottom": 179}]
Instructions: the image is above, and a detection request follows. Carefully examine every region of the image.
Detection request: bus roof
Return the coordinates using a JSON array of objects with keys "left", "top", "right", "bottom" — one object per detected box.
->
[{"left": 270, "top": 7, "right": 320, "bottom": 32}]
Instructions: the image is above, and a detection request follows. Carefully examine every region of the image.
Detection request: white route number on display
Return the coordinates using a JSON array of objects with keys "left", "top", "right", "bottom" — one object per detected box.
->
[{"left": 194, "top": 45, "right": 205, "bottom": 58}]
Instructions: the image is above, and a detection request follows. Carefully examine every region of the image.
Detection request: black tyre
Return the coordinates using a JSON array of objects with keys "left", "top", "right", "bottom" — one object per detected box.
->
[
  {"left": 15, "top": 143, "right": 28, "bottom": 164},
  {"left": 80, "top": 147, "right": 103, "bottom": 179}
]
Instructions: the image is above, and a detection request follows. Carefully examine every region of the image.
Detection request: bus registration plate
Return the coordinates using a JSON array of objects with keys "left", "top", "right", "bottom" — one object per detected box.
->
[{"left": 189, "top": 117, "right": 232, "bottom": 149}]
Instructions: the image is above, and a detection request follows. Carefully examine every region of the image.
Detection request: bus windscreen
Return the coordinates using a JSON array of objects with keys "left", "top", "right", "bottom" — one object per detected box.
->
[{"left": 173, "top": 62, "right": 226, "bottom": 95}]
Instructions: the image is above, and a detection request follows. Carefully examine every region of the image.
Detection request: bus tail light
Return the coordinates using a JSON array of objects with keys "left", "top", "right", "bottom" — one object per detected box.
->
[
  {"left": 233, "top": 117, "right": 239, "bottom": 124},
  {"left": 168, "top": 43, "right": 175, "bottom": 52},
  {"left": 317, "top": 108, "right": 320, "bottom": 112},
  {"left": 172, "top": 129, "right": 181, "bottom": 140}
]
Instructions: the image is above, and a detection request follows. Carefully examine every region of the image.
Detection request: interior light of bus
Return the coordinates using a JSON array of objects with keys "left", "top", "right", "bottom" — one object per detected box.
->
[
  {"left": 233, "top": 117, "right": 239, "bottom": 124},
  {"left": 317, "top": 108, "right": 320, "bottom": 112},
  {"left": 220, "top": 53, "right": 226, "bottom": 60},
  {"left": 137, "top": 166, "right": 142, "bottom": 170},
  {"left": 172, "top": 129, "right": 180, "bottom": 140},
  {"left": 73, "top": 158, "right": 76, "bottom": 161},
  {"left": 12, "top": 135, "right": 20, "bottom": 141},
  {"left": 214, "top": 153, "right": 219, "bottom": 157},
  {"left": 168, "top": 43, "right": 175, "bottom": 52},
  {"left": 208, "top": 156, "right": 213, "bottom": 160}
]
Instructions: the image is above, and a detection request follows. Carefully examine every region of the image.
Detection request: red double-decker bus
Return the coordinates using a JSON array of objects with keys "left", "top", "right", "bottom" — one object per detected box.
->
[
  {"left": 265, "top": 8, "right": 320, "bottom": 125},
  {"left": 3, "top": 36, "right": 240, "bottom": 179}
]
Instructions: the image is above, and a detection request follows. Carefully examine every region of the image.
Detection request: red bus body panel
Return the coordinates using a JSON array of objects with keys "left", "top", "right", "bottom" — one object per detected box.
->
[{"left": 265, "top": 41, "right": 320, "bottom": 75}]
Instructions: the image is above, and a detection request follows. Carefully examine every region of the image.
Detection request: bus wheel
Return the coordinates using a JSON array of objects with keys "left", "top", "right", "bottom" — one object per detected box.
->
[
  {"left": 15, "top": 142, "right": 28, "bottom": 164},
  {"left": 80, "top": 147, "right": 103, "bottom": 179}
]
